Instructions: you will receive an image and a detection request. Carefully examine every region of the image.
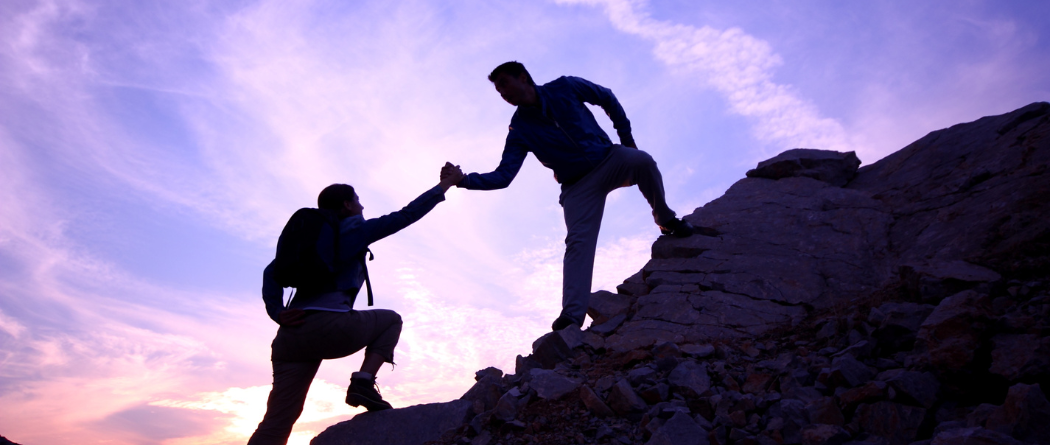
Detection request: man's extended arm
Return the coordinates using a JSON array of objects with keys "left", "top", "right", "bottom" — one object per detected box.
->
[
  {"left": 454, "top": 136, "right": 529, "bottom": 190},
  {"left": 568, "top": 76, "right": 635, "bottom": 148},
  {"left": 340, "top": 167, "right": 465, "bottom": 255}
]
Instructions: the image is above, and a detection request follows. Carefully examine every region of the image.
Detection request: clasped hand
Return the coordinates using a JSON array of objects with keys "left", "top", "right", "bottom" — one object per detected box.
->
[{"left": 439, "top": 162, "right": 464, "bottom": 191}]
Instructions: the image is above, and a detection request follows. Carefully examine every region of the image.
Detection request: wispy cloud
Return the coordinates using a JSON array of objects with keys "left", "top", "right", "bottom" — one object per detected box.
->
[{"left": 558, "top": 0, "right": 853, "bottom": 161}]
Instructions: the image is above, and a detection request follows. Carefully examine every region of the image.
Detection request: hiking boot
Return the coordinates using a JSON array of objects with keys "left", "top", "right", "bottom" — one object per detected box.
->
[
  {"left": 659, "top": 217, "right": 695, "bottom": 238},
  {"left": 551, "top": 314, "right": 578, "bottom": 331},
  {"left": 346, "top": 372, "right": 392, "bottom": 411}
]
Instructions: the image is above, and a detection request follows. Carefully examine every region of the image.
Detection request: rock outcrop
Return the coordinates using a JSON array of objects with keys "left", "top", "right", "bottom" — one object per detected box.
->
[
  {"left": 313, "top": 103, "right": 1050, "bottom": 445},
  {"left": 312, "top": 400, "right": 472, "bottom": 445}
]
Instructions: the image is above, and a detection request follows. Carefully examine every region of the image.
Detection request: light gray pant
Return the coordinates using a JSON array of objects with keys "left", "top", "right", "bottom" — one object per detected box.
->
[
  {"left": 247, "top": 309, "right": 402, "bottom": 445},
  {"left": 559, "top": 145, "right": 676, "bottom": 325}
]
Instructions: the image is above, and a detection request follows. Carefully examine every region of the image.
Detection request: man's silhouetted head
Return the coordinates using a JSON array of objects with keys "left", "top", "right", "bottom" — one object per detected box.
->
[
  {"left": 489, "top": 61, "right": 538, "bottom": 107},
  {"left": 318, "top": 184, "right": 363, "bottom": 218},
  {"left": 488, "top": 61, "right": 534, "bottom": 86}
]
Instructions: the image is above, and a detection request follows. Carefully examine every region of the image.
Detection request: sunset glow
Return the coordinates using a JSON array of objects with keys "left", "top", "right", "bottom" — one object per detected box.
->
[{"left": 1, "top": 1, "right": 1047, "bottom": 443}]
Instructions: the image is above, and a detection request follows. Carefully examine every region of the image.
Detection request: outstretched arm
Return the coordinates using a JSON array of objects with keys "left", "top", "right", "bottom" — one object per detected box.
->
[
  {"left": 451, "top": 136, "right": 529, "bottom": 190},
  {"left": 339, "top": 164, "right": 464, "bottom": 255}
]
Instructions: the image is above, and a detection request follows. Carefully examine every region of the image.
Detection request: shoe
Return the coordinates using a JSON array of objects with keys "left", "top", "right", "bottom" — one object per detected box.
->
[
  {"left": 346, "top": 373, "right": 393, "bottom": 411},
  {"left": 551, "top": 314, "right": 578, "bottom": 331},
  {"left": 659, "top": 217, "right": 695, "bottom": 238}
]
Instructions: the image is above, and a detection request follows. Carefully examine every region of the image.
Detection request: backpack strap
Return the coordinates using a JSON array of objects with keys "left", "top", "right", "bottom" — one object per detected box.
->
[{"left": 362, "top": 248, "right": 375, "bottom": 306}]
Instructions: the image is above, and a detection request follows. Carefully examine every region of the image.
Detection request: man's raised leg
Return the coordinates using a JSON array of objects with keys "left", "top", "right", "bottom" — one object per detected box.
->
[{"left": 603, "top": 145, "right": 676, "bottom": 224}]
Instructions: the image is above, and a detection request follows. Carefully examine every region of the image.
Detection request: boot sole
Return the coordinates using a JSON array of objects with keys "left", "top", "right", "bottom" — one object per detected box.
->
[{"left": 346, "top": 393, "right": 392, "bottom": 411}]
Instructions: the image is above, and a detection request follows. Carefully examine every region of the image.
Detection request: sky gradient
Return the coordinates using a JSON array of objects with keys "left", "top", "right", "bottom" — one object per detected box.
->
[{"left": 1, "top": 0, "right": 1048, "bottom": 443}]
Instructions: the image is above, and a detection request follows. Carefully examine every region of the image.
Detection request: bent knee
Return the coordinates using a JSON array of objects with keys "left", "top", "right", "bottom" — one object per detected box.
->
[
  {"left": 379, "top": 309, "right": 402, "bottom": 326},
  {"left": 633, "top": 149, "right": 657, "bottom": 166}
]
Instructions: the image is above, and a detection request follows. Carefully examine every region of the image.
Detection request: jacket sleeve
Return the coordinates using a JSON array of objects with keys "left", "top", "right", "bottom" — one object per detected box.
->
[
  {"left": 261, "top": 261, "right": 285, "bottom": 323},
  {"left": 339, "top": 185, "right": 446, "bottom": 256},
  {"left": 458, "top": 134, "right": 528, "bottom": 190},
  {"left": 568, "top": 76, "right": 634, "bottom": 147}
]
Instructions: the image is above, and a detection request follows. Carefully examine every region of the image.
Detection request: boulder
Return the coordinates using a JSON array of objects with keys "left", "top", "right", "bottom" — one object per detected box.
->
[
  {"left": 681, "top": 343, "right": 716, "bottom": 358},
  {"left": 745, "top": 148, "right": 861, "bottom": 186},
  {"left": 869, "top": 302, "right": 935, "bottom": 354},
  {"left": 579, "top": 385, "right": 615, "bottom": 417},
  {"left": 966, "top": 404, "right": 1000, "bottom": 429},
  {"left": 800, "top": 424, "right": 851, "bottom": 445},
  {"left": 915, "top": 290, "right": 992, "bottom": 371},
  {"left": 460, "top": 373, "right": 503, "bottom": 413},
  {"left": 668, "top": 360, "right": 711, "bottom": 397},
  {"left": 607, "top": 379, "right": 648, "bottom": 416},
  {"left": 985, "top": 383, "right": 1050, "bottom": 443},
  {"left": 494, "top": 388, "right": 525, "bottom": 422},
  {"left": 930, "top": 427, "right": 1026, "bottom": 445},
  {"left": 587, "top": 290, "right": 634, "bottom": 325},
  {"left": 652, "top": 341, "right": 682, "bottom": 359},
  {"left": 529, "top": 369, "right": 580, "bottom": 400},
  {"left": 638, "top": 383, "right": 670, "bottom": 404},
  {"left": 646, "top": 411, "right": 710, "bottom": 445},
  {"left": 854, "top": 401, "right": 926, "bottom": 445},
  {"left": 514, "top": 354, "right": 541, "bottom": 376},
  {"left": 742, "top": 372, "right": 773, "bottom": 394},
  {"left": 617, "top": 271, "right": 651, "bottom": 297},
  {"left": 988, "top": 334, "right": 1050, "bottom": 382},
  {"left": 768, "top": 399, "right": 810, "bottom": 444},
  {"left": 589, "top": 313, "right": 627, "bottom": 335},
  {"left": 876, "top": 369, "right": 940, "bottom": 409},
  {"left": 847, "top": 102, "right": 1050, "bottom": 278},
  {"left": 806, "top": 397, "right": 845, "bottom": 426},
  {"left": 899, "top": 261, "right": 1002, "bottom": 304},
  {"left": 828, "top": 354, "right": 875, "bottom": 388},
  {"left": 311, "top": 400, "right": 472, "bottom": 445},
  {"left": 838, "top": 381, "right": 888, "bottom": 411},
  {"left": 531, "top": 330, "right": 573, "bottom": 369}
]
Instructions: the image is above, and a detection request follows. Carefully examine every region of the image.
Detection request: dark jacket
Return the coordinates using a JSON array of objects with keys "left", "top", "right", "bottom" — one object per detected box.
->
[{"left": 459, "top": 76, "right": 634, "bottom": 189}]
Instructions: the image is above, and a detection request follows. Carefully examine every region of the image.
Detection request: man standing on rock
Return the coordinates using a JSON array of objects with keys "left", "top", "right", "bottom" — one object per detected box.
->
[
  {"left": 248, "top": 165, "right": 465, "bottom": 445},
  {"left": 442, "top": 61, "right": 694, "bottom": 332}
]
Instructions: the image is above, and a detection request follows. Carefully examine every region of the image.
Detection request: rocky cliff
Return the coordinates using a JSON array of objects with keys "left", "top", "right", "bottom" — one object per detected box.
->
[{"left": 313, "top": 102, "right": 1050, "bottom": 445}]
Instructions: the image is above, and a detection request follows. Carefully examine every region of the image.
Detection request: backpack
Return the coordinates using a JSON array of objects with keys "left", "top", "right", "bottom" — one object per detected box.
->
[
  {"left": 273, "top": 208, "right": 341, "bottom": 292},
  {"left": 272, "top": 207, "right": 375, "bottom": 307}
]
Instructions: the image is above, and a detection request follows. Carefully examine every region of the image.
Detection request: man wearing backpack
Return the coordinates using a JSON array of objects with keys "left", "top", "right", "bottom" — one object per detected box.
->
[
  {"left": 248, "top": 165, "right": 465, "bottom": 445},
  {"left": 442, "top": 61, "right": 694, "bottom": 332}
]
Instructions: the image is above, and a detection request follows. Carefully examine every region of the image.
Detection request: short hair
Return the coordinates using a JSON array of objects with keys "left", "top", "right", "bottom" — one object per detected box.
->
[
  {"left": 317, "top": 184, "right": 356, "bottom": 210},
  {"left": 488, "top": 61, "right": 535, "bottom": 86}
]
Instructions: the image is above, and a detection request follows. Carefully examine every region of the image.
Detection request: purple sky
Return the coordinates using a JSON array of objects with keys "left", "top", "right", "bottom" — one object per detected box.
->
[{"left": 1, "top": 0, "right": 1047, "bottom": 443}]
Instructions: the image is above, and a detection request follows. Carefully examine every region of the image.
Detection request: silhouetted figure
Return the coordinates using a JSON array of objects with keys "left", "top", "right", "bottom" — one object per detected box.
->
[
  {"left": 442, "top": 61, "right": 693, "bottom": 332},
  {"left": 248, "top": 165, "right": 465, "bottom": 445}
]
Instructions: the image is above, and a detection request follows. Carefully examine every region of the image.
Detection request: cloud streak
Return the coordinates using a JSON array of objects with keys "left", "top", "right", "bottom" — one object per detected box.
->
[{"left": 559, "top": 0, "right": 853, "bottom": 160}]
